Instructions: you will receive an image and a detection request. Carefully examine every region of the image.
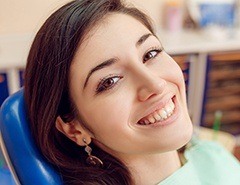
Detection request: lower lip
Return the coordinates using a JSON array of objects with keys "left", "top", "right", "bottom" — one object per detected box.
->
[{"left": 137, "top": 96, "right": 180, "bottom": 128}]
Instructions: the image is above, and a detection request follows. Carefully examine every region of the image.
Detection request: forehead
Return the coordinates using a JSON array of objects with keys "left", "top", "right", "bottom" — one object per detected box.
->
[{"left": 73, "top": 13, "right": 151, "bottom": 61}]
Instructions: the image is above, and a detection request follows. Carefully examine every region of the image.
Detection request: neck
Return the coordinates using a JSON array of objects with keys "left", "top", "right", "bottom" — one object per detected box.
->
[{"left": 122, "top": 150, "right": 182, "bottom": 185}]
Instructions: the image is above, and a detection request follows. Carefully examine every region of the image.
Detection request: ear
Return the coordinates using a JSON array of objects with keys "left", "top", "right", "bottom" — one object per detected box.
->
[{"left": 55, "top": 116, "right": 91, "bottom": 146}]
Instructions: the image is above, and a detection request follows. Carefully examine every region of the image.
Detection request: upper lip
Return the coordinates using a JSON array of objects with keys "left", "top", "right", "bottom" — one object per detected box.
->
[{"left": 135, "top": 93, "right": 175, "bottom": 123}]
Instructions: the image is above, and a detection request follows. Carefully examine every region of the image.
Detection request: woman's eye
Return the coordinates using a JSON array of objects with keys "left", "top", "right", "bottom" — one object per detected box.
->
[
  {"left": 96, "top": 76, "right": 122, "bottom": 93},
  {"left": 143, "top": 49, "right": 161, "bottom": 63}
]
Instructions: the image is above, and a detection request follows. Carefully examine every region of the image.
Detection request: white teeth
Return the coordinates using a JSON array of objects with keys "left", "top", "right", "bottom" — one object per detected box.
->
[
  {"left": 153, "top": 112, "right": 161, "bottom": 121},
  {"left": 138, "top": 98, "right": 176, "bottom": 125},
  {"left": 148, "top": 116, "right": 155, "bottom": 124},
  {"left": 165, "top": 105, "right": 172, "bottom": 115},
  {"left": 159, "top": 109, "right": 168, "bottom": 119},
  {"left": 169, "top": 100, "right": 175, "bottom": 110}
]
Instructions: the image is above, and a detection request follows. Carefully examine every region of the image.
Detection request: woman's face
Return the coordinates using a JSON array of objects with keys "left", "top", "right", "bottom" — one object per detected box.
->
[{"left": 69, "top": 13, "right": 193, "bottom": 159}]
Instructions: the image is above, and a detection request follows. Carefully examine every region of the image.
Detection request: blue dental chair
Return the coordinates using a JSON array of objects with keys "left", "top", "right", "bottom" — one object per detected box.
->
[{"left": 0, "top": 89, "right": 63, "bottom": 185}]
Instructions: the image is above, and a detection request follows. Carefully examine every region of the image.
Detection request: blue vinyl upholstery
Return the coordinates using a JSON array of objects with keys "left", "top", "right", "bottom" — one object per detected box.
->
[{"left": 0, "top": 89, "right": 63, "bottom": 185}]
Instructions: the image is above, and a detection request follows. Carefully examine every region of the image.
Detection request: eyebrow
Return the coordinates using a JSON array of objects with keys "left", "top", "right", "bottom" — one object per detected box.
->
[
  {"left": 83, "top": 58, "right": 117, "bottom": 88},
  {"left": 83, "top": 33, "right": 153, "bottom": 89},
  {"left": 136, "top": 33, "right": 152, "bottom": 47}
]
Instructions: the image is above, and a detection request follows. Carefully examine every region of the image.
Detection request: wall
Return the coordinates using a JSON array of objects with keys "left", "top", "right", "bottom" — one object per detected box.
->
[
  {"left": 0, "top": 0, "right": 166, "bottom": 35},
  {"left": 0, "top": 0, "right": 70, "bottom": 34}
]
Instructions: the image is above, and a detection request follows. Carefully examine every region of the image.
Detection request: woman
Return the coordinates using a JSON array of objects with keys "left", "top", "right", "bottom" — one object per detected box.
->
[{"left": 24, "top": 0, "right": 240, "bottom": 184}]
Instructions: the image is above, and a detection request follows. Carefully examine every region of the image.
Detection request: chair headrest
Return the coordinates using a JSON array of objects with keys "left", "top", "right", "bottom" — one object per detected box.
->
[{"left": 0, "top": 89, "right": 62, "bottom": 185}]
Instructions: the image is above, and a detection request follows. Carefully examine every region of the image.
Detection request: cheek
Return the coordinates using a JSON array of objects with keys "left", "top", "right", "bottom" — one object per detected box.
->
[
  {"left": 152, "top": 55, "right": 187, "bottom": 103},
  {"left": 154, "top": 54, "right": 185, "bottom": 87},
  {"left": 167, "top": 62, "right": 187, "bottom": 101},
  {"left": 166, "top": 55, "right": 185, "bottom": 81},
  {"left": 167, "top": 61, "right": 185, "bottom": 87},
  {"left": 80, "top": 92, "right": 133, "bottom": 138}
]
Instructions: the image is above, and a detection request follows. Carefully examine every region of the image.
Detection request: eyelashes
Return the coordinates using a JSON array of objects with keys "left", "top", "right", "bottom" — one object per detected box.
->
[
  {"left": 96, "top": 75, "right": 123, "bottom": 94},
  {"left": 143, "top": 47, "right": 162, "bottom": 63},
  {"left": 95, "top": 46, "right": 162, "bottom": 94}
]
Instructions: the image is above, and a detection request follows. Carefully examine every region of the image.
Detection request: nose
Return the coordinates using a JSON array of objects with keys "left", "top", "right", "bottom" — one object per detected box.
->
[{"left": 137, "top": 70, "right": 167, "bottom": 102}]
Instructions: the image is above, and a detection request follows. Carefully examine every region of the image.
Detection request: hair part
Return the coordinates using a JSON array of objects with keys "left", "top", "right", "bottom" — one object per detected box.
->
[{"left": 24, "top": 0, "right": 155, "bottom": 184}]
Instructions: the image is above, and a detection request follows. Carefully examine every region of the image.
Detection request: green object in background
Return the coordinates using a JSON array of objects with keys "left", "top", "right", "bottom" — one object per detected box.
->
[{"left": 212, "top": 110, "right": 222, "bottom": 140}]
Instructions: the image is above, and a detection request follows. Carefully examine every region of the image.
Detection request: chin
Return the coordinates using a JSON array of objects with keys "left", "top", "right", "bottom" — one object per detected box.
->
[
  {"left": 177, "top": 118, "right": 193, "bottom": 150},
  {"left": 168, "top": 114, "right": 193, "bottom": 152}
]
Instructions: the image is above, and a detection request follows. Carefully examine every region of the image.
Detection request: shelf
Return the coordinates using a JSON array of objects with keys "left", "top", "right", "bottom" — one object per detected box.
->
[{"left": 202, "top": 51, "right": 240, "bottom": 135}]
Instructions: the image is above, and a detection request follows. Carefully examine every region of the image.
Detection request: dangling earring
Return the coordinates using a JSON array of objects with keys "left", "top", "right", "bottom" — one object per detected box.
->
[{"left": 83, "top": 138, "right": 103, "bottom": 167}]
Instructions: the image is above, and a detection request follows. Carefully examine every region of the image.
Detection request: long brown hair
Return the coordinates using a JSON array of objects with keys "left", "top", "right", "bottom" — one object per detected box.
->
[{"left": 24, "top": 0, "right": 155, "bottom": 184}]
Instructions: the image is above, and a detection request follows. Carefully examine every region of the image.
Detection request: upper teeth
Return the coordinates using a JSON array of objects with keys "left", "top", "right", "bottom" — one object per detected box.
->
[{"left": 138, "top": 99, "right": 175, "bottom": 125}]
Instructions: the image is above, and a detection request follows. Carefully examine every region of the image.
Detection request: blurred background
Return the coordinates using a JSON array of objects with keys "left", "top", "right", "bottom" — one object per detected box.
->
[{"left": 0, "top": 0, "right": 240, "bottom": 184}]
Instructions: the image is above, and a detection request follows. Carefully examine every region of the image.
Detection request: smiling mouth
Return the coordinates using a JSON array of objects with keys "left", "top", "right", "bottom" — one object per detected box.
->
[{"left": 137, "top": 97, "right": 176, "bottom": 125}]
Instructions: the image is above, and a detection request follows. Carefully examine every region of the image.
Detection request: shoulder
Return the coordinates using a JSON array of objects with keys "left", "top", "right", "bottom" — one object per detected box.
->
[
  {"left": 184, "top": 139, "right": 240, "bottom": 185},
  {"left": 186, "top": 139, "right": 231, "bottom": 157},
  {"left": 185, "top": 139, "right": 240, "bottom": 168}
]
